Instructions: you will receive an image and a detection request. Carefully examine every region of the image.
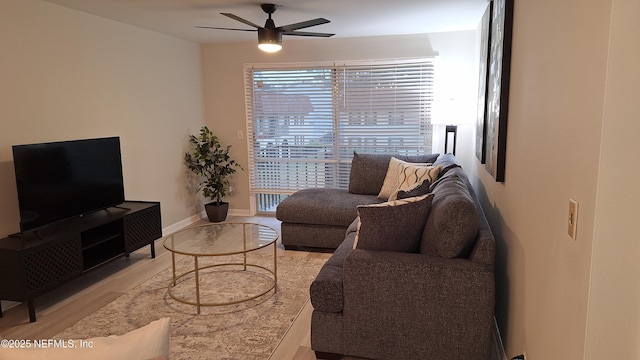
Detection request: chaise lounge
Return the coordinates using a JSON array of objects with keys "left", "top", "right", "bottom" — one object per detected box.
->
[{"left": 276, "top": 152, "right": 440, "bottom": 250}]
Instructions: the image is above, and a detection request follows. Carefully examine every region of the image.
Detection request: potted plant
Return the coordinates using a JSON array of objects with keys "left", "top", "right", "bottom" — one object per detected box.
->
[{"left": 184, "top": 126, "right": 242, "bottom": 222}]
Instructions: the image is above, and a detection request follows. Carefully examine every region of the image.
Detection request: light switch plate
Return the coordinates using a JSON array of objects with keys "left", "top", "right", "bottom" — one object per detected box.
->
[{"left": 568, "top": 199, "right": 579, "bottom": 240}]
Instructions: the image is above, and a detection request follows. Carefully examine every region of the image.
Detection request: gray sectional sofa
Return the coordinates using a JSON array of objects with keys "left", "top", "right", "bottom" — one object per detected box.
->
[{"left": 277, "top": 153, "right": 496, "bottom": 360}]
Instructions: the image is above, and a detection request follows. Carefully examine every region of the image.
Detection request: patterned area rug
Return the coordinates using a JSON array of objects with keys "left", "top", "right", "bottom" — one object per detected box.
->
[{"left": 54, "top": 252, "right": 327, "bottom": 359}]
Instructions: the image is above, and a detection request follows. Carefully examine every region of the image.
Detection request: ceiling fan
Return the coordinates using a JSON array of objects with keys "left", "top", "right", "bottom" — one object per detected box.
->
[{"left": 196, "top": 3, "right": 334, "bottom": 53}]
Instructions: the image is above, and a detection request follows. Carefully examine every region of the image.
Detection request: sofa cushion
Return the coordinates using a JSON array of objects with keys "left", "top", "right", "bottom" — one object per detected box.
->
[
  {"left": 348, "top": 152, "right": 439, "bottom": 195},
  {"left": 354, "top": 194, "right": 433, "bottom": 253},
  {"left": 422, "top": 167, "right": 479, "bottom": 258},
  {"left": 377, "top": 157, "right": 440, "bottom": 200},
  {"left": 276, "top": 188, "right": 382, "bottom": 227},
  {"left": 280, "top": 222, "right": 349, "bottom": 249}
]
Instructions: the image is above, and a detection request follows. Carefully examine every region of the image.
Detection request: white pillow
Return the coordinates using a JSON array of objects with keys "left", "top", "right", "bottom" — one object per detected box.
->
[
  {"left": 0, "top": 317, "right": 171, "bottom": 360},
  {"left": 378, "top": 157, "right": 441, "bottom": 201}
]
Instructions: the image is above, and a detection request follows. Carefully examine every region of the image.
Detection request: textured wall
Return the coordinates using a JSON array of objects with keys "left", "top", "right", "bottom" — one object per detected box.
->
[{"left": 0, "top": 0, "right": 206, "bottom": 236}]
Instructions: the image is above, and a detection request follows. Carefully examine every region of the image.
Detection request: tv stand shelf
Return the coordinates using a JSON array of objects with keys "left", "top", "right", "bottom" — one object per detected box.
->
[{"left": 0, "top": 201, "right": 161, "bottom": 322}]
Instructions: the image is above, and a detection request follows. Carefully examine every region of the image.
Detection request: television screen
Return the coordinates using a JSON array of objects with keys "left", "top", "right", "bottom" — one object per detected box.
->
[{"left": 12, "top": 137, "right": 125, "bottom": 233}]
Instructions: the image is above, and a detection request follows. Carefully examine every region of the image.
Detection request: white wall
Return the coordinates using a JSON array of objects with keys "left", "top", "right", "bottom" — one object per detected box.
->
[
  {"left": 468, "top": 0, "right": 640, "bottom": 358},
  {"left": 585, "top": 0, "right": 640, "bottom": 358},
  {"left": 200, "top": 31, "right": 479, "bottom": 213},
  {"left": 0, "top": 0, "right": 206, "bottom": 237}
]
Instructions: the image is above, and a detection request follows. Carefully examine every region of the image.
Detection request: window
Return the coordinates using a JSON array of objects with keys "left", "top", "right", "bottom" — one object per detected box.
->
[{"left": 244, "top": 59, "right": 435, "bottom": 212}]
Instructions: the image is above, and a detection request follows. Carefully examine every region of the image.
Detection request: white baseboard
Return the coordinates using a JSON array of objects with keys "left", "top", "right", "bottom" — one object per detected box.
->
[
  {"left": 162, "top": 213, "right": 203, "bottom": 235},
  {"left": 491, "top": 317, "right": 508, "bottom": 360},
  {"left": 228, "top": 208, "right": 253, "bottom": 217},
  {"left": 163, "top": 208, "right": 255, "bottom": 235}
]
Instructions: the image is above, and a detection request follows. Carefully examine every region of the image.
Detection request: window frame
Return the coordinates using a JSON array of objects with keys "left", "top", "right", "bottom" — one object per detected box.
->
[{"left": 243, "top": 58, "right": 436, "bottom": 213}]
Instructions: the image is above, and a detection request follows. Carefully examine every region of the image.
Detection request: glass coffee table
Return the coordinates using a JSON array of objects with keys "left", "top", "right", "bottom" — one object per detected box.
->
[{"left": 162, "top": 222, "right": 278, "bottom": 314}]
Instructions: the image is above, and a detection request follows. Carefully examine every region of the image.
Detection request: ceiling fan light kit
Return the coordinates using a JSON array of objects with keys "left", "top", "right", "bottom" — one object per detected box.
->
[
  {"left": 196, "top": 3, "right": 334, "bottom": 53},
  {"left": 258, "top": 27, "right": 283, "bottom": 53}
]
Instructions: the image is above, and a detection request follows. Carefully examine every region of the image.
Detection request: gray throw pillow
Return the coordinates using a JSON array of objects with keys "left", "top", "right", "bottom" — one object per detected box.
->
[
  {"left": 348, "top": 152, "right": 396, "bottom": 195},
  {"left": 432, "top": 153, "right": 461, "bottom": 178},
  {"left": 354, "top": 194, "right": 433, "bottom": 253}
]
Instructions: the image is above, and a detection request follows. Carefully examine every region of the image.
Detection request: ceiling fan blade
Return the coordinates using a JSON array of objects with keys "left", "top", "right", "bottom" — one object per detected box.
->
[
  {"left": 195, "top": 26, "right": 257, "bottom": 32},
  {"left": 221, "top": 13, "right": 262, "bottom": 29},
  {"left": 279, "top": 18, "right": 330, "bottom": 32},
  {"left": 283, "top": 30, "right": 335, "bottom": 37}
]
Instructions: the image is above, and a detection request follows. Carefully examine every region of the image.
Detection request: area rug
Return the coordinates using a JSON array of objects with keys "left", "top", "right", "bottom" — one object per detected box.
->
[{"left": 54, "top": 252, "right": 327, "bottom": 360}]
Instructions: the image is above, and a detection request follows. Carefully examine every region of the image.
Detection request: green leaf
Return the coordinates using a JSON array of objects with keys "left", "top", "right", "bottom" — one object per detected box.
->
[{"left": 184, "top": 126, "right": 243, "bottom": 202}]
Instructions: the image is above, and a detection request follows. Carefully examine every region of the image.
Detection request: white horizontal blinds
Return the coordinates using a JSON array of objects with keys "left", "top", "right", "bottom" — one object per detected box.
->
[
  {"left": 244, "top": 59, "right": 434, "bottom": 195},
  {"left": 335, "top": 60, "right": 434, "bottom": 188},
  {"left": 246, "top": 67, "right": 336, "bottom": 193}
]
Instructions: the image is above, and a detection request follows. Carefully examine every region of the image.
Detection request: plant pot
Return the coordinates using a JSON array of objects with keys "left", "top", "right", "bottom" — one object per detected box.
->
[{"left": 204, "top": 201, "right": 229, "bottom": 222}]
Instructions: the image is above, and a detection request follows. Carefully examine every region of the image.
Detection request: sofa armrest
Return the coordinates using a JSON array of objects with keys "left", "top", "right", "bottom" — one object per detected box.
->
[{"left": 341, "top": 249, "right": 494, "bottom": 359}]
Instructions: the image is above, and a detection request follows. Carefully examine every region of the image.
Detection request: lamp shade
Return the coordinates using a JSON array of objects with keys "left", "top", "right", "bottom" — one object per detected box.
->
[
  {"left": 258, "top": 28, "right": 282, "bottom": 53},
  {"left": 431, "top": 97, "right": 461, "bottom": 125}
]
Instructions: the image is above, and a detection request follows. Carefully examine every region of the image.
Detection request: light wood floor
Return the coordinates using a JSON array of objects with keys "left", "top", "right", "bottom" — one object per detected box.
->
[{"left": 0, "top": 215, "right": 331, "bottom": 360}]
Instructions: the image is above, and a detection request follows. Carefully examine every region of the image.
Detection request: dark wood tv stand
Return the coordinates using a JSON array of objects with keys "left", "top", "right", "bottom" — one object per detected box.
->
[{"left": 0, "top": 201, "right": 161, "bottom": 322}]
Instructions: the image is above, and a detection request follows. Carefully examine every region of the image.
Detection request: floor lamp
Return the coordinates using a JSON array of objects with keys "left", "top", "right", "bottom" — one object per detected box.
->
[
  {"left": 432, "top": 97, "right": 461, "bottom": 155},
  {"left": 444, "top": 125, "right": 457, "bottom": 155}
]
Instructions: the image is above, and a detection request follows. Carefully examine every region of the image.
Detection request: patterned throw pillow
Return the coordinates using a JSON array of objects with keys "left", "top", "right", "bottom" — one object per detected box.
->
[
  {"left": 353, "top": 193, "right": 434, "bottom": 253},
  {"left": 389, "top": 162, "right": 441, "bottom": 201},
  {"left": 378, "top": 157, "right": 441, "bottom": 201}
]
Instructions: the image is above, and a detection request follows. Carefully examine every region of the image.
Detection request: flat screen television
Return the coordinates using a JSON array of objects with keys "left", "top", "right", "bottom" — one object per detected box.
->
[{"left": 12, "top": 137, "right": 125, "bottom": 233}]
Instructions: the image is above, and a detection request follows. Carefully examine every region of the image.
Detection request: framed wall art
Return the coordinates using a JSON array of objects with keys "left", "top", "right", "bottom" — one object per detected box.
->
[
  {"left": 484, "top": 0, "right": 514, "bottom": 182},
  {"left": 475, "top": 2, "right": 492, "bottom": 163}
]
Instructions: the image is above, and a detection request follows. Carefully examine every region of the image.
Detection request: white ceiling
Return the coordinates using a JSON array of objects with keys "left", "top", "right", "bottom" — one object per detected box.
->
[{"left": 42, "top": 0, "right": 489, "bottom": 44}]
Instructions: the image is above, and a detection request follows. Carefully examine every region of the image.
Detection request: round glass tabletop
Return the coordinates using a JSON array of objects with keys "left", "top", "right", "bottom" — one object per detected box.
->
[{"left": 162, "top": 222, "right": 278, "bottom": 256}]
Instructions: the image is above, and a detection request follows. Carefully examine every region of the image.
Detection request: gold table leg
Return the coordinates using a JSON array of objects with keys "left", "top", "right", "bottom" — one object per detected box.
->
[
  {"left": 273, "top": 239, "right": 277, "bottom": 293},
  {"left": 194, "top": 256, "right": 200, "bottom": 315},
  {"left": 243, "top": 224, "right": 247, "bottom": 271},
  {"left": 171, "top": 251, "right": 176, "bottom": 286}
]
